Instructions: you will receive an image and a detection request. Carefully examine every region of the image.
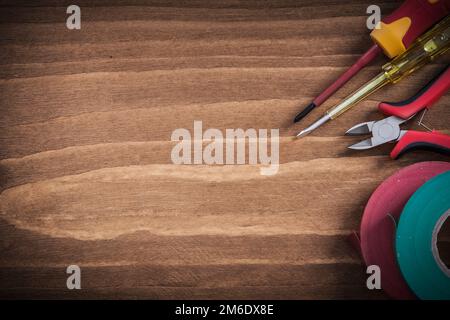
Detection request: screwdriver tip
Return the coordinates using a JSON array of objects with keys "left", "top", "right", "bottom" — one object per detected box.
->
[
  {"left": 293, "top": 102, "right": 316, "bottom": 123},
  {"left": 296, "top": 129, "right": 311, "bottom": 138},
  {"left": 296, "top": 114, "right": 331, "bottom": 138}
]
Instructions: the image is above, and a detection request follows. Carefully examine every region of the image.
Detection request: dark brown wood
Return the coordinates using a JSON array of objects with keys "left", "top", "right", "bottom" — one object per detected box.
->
[{"left": 0, "top": 0, "right": 449, "bottom": 299}]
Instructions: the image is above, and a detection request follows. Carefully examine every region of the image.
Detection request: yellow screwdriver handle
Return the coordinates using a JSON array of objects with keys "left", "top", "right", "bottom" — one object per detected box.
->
[
  {"left": 370, "top": 0, "right": 450, "bottom": 58},
  {"left": 383, "top": 14, "right": 450, "bottom": 83}
]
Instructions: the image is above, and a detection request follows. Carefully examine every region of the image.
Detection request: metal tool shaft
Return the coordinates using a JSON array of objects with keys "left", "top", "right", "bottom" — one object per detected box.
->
[{"left": 327, "top": 73, "right": 388, "bottom": 119}]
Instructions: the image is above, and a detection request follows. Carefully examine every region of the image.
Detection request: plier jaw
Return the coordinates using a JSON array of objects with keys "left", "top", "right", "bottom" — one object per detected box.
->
[
  {"left": 345, "top": 66, "right": 450, "bottom": 159},
  {"left": 346, "top": 116, "right": 408, "bottom": 150}
]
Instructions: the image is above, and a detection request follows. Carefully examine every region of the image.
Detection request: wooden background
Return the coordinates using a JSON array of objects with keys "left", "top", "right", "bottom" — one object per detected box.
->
[{"left": 0, "top": 0, "right": 449, "bottom": 299}]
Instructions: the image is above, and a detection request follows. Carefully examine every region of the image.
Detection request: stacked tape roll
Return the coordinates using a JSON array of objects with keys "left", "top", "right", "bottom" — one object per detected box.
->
[
  {"left": 396, "top": 170, "right": 450, "bottom": 300},
  {"left": 359, "top": 161, "right": 450, "bottom": 299}
]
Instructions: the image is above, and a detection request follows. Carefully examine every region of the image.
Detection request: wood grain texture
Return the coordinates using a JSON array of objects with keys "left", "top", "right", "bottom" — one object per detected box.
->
[{"left": 0, "top": 0, "right": 449, "bottom": 299}]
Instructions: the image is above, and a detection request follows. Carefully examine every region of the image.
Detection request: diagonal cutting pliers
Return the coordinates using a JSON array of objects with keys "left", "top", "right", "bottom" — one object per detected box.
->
[{"left": 345, "top": 66, "right": 450, "bottom": 159}]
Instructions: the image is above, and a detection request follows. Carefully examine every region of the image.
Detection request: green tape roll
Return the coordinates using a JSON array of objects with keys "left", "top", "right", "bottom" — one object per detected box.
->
[{"left": 396, "top": 170, "right": 450, "bottom": 300}]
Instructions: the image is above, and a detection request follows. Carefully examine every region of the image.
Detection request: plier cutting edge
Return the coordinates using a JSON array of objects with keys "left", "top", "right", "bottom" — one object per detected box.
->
[{"left": 346, "top": 66, "right": 450, "bottom": 159}]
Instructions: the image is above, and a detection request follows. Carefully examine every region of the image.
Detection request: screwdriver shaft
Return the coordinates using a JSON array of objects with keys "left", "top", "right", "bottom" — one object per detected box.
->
[{"left": 293, "top": 45, "right": 381, "bottom": 123}]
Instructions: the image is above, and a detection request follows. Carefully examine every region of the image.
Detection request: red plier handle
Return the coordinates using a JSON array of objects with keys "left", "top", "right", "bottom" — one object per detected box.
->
[
  {"left": 391, "top": 130, "right": 450, "bottom": 159},
  {"left": 378, "top": 66, "right": 450, "bottom": 159},
  {"left": 379, "top": 66, "right": 450, "bottom": 119}
]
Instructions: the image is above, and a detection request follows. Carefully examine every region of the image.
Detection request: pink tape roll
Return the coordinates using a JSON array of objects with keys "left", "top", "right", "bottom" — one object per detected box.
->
[{"left": 359, "top": 161, "right": 450, "bottom": 300}]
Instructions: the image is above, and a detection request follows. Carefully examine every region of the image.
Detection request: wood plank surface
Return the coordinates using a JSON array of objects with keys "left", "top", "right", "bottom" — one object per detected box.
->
[{"left": 0, "top": 0, "right": 449, "bottom": 299}]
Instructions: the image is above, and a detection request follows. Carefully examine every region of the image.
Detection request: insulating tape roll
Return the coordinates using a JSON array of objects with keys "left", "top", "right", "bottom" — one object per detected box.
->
[
  {"left": 360, "top": 161, "right": 450, "bottom": 300},
  {"left": 396, "top": 170, "right": 450, "bottom": 300}
]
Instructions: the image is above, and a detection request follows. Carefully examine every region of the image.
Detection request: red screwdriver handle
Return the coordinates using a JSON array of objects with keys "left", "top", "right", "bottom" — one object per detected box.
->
[
  {"left": 372, "top": 0, "right": 450, "bottom": 58},
  {"left": 384, "top": 0, "right": 450, "bottom": 46},
  {"left": 378, "top": 66, "right": 450, "bottom": 119},
  {"left": 391, "top": 130, "right": 450, "bottom": 159}
]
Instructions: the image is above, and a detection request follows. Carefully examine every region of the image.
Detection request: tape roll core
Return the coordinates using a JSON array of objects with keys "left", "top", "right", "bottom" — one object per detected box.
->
[{"left": 432, "top": 210, "right": 450, "bottom": 277}]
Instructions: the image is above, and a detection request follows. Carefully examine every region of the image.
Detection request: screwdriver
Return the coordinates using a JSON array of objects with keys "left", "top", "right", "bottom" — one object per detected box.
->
[
  {"left": 297, "top": 14, "right": 450, "bottom": 138},
  {"left": 293, "top": 0, "right": 450, "bottom": 123}
]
